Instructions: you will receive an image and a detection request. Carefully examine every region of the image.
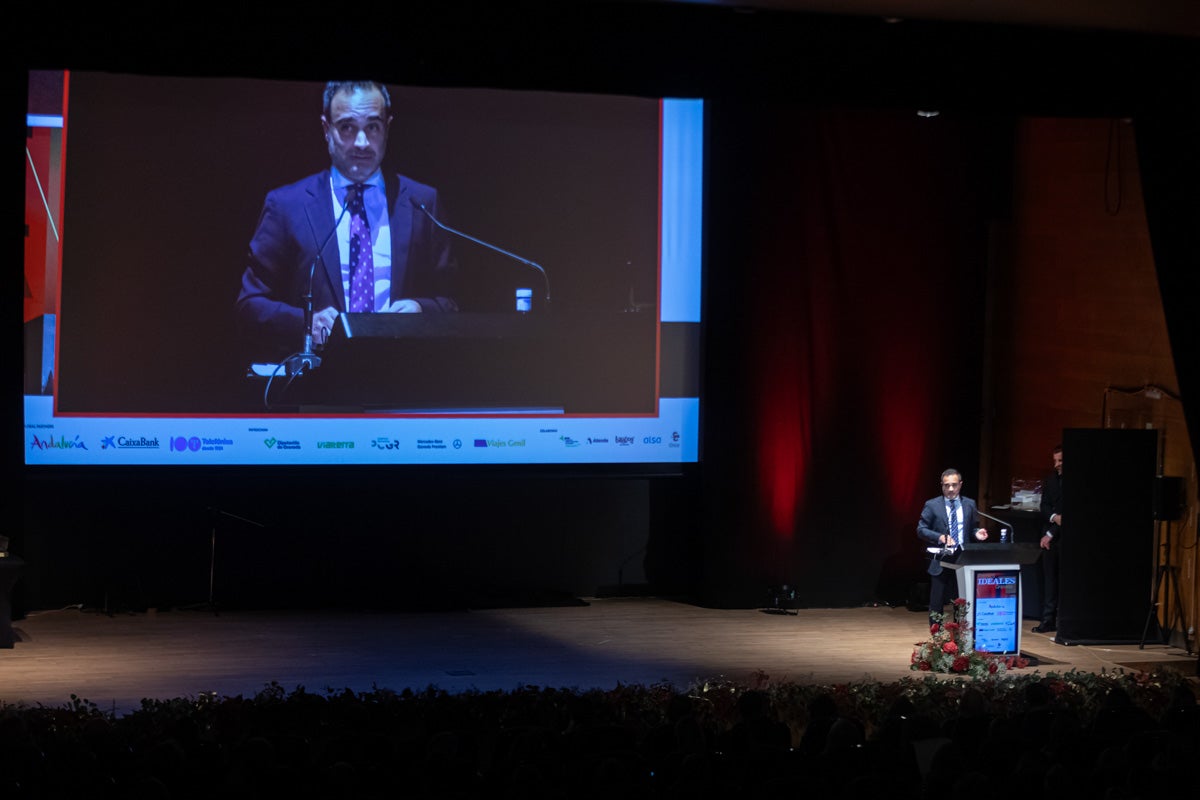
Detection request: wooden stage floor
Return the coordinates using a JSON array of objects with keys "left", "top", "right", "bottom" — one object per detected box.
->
[{"left": 3, "top": 598, "right": 1196, "bottom": 715}]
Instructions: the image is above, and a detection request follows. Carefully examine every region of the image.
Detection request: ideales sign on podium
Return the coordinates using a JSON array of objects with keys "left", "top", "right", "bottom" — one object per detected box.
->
[{"left": 938, "top": 543, "right": 1042, "bottom": 655}]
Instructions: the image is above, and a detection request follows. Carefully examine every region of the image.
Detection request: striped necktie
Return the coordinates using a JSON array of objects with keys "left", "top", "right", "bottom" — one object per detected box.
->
[{"left": 948, "top": 499, "right": 960, "bottom": 547}]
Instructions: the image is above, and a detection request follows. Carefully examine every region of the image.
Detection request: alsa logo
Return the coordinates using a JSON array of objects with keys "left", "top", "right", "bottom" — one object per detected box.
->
[{"left": 30, "top": 434, "right": 88, "bottom": 451}]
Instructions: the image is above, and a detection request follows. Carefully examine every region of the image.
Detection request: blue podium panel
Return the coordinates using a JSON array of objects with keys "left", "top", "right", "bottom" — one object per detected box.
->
[
  {"left": 942, "top": 543, "right": 1040, "bottom": 656},
  {"left": 971, "top": 569, "right": 1021, "bottom": 654}
]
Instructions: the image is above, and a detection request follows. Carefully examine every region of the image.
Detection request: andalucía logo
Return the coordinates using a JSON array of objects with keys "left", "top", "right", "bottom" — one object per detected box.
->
[{"left": 30, "top": 434, "right": 88, "bottom": 451}]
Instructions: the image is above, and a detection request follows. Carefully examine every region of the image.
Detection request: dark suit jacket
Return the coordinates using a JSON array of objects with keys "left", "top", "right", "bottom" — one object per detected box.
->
[
  {"left": 1041, "top": 470, "right": 1063, "bottom": 540},
  {"left": 236, "top": 169, "right": 457, "bottom": 359},
  {"left": 917, "top": 495, "right": 980, "bottom": 575}
]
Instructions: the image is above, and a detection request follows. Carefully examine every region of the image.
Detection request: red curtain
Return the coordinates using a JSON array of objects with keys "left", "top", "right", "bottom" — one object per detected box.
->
[{"left": 704, "top": 105, "right": 998, "bottom": 605}]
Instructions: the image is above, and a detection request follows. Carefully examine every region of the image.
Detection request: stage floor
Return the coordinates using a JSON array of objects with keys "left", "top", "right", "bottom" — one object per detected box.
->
[{"left": 2, "top": 598, "right": 1195, "bottom": 715}]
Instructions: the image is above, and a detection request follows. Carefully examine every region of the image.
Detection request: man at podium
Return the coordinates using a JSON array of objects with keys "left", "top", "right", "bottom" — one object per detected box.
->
[
  {"left": 236, "top": 80, "right": 458, "bottom": 362},
  {"left": 917, "top": 468, "right": 990, "bottom": 624}
]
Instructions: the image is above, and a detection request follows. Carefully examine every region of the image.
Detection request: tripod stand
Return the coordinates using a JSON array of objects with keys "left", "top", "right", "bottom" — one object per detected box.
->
[
  {"left": 181, "top": 507, "right": 264, "bottom": 615},
  {"left": 1139, "top": 517, "right": 1192, "bottom": 655}
]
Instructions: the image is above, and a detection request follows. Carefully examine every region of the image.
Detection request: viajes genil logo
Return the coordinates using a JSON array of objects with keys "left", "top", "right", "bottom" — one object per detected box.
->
[{"left": 30, "top": 433, "right": 88, "bottom": 451}]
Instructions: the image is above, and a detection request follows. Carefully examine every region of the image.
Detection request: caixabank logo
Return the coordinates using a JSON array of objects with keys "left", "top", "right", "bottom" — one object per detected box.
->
[
  {"left": 30, "top": 433, "right": 88, "bottom": 451},
  {"left": 101, "top": 435, "right": 161, "bottom": 451}
]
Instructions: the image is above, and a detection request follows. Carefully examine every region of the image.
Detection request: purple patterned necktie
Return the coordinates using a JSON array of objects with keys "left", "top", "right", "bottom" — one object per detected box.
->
[{"left": 346, "top": 183, "right": 374, "bottom": 313}]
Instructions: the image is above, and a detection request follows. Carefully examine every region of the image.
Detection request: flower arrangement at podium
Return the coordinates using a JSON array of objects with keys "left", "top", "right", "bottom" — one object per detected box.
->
[{"left": 911, "top": 598, "right": 1027, "bottom": 676}]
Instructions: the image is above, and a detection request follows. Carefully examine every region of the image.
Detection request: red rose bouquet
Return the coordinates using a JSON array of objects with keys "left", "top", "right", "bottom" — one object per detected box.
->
[{"left": 910, "top": 599, "right": 1021, "bottom": 677}]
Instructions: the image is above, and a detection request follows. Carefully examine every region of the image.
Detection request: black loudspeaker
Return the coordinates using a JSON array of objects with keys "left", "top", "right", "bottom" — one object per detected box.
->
[{"left": 1154, "top": 476, "right": 1185, "bottom": 521}]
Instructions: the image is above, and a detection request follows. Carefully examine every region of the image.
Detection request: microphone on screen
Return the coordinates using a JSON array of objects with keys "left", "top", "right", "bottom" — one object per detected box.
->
[
  {"left": 285, "top": 185, "right": 355, "bottom": 376},
  {"left": 411, "top": 198, "right": 551, "bottom": 310}
]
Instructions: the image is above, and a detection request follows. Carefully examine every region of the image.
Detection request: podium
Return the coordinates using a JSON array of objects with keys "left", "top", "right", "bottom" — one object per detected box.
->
[
  {"left": 266, "top": 311, "right": 658, "bottom": 413},
  {"left": 939, "top": 543, "right": 1042, "bottom": 655}
]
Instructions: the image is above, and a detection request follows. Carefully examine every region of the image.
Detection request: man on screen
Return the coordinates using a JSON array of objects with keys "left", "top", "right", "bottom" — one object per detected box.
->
[
  {"left": 917, "top": 468, "right": 989, "bottom": 625},
  {"left": 236, "top": 80, "right": 457, "bottom": 361}
]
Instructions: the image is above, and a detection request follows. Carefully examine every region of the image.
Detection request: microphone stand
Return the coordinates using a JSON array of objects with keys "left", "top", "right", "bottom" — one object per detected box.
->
[
  {"left": 181, "top": 507, "right": 265, "bottom": 616},
  {"left": 978, "top": 510, "right": 1018, "bottom": 540},
  {"left": 284, "top": 188, "right": 354, "bottom": 376},
  {"left": 411, "top": 199, "right": 551, "bottom": 310}
]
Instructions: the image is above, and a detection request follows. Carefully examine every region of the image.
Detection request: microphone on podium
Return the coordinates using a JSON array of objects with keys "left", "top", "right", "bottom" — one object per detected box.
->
[
  {"left": 285, "top": 186, "right": 355, "bottom": 376},
  {"left": 978, "top": 510, "right": 1017, "bottom": 543},
  {"left": 411, "top": 198, "right": 551, "bottom": 310}
]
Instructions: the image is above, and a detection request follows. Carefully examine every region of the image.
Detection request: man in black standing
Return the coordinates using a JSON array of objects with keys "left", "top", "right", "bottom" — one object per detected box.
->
[{"left": 1033, "top": 444, "right": 1063, "bottom": 633}]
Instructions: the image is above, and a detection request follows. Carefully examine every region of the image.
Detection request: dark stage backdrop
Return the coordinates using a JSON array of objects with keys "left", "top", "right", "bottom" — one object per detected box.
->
[
  {"left": 15, "top": 8, "right": 1198, "bottom": 615},
  {"left": 698, "top": 103, "right": 1007, "bottom": 607}
]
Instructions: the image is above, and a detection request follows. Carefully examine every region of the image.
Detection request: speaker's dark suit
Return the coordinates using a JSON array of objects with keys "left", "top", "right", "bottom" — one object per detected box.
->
[
  {"left": 917, "top": 495, "right": 980, "bottom": 621},
  {"left": 1038, "top": 470, "right": 1063, "bottom": 625},
  {"left": 236, "top": 169, "right": 457, "bottom": 360}
]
